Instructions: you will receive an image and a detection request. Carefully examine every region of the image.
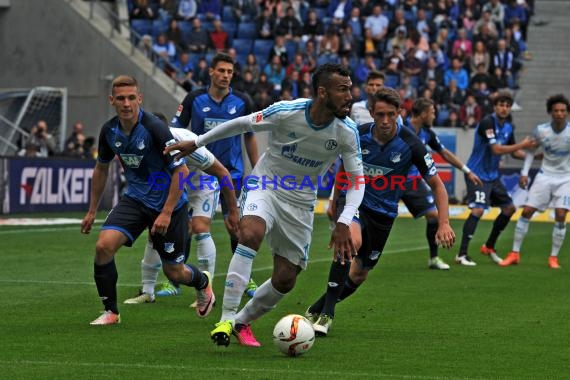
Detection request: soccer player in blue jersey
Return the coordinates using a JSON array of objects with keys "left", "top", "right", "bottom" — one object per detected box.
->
[
  {"left": 169, "top": 52, "right": 260, "bottom": 297},
  {"left": 166, "top": 63, "right": 364, "bottom": 347},
  {"left": 456, "top": 92, "right": 537, "bottom": 266},
  {"left": 306, "top": 88, "right": 456, "bottom": 336},
  {"left": 80, "top": 76, "right": 214, "bottom": 325},
  {"left": 123, "top": 113, "right": 239, "bottom": 305},
  {"left": 401, "top": 98, "right": 483, "bottom": 270},
  {"left": 501, "top": 94, "right": 570, "bottom": 268}
]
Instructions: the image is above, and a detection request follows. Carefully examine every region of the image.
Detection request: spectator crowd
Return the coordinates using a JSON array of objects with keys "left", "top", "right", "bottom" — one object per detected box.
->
[{"left": 129, "top": 0, "right": 535, "bottom": 128}]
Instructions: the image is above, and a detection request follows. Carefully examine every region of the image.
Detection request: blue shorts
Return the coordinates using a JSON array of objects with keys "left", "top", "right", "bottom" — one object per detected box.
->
[
  {"left": 401, "top": 178, "right": 436, "bottom": 218},
  {"left": 465, "top": 176, "right": 512, "bottom": 209},
  {"left": 102, "top": 195, "right": 189, "bottom": 263}
]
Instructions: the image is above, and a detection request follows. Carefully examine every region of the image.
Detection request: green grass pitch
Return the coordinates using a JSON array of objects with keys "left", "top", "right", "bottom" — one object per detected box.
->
[{"left": 1, "top": 214, "right": 568, "bottom": 379}]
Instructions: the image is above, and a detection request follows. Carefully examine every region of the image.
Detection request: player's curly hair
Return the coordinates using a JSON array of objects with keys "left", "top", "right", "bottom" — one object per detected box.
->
[
  {"left": 546, "top": 94, "right": 570, "bottom": 113},
  {"left": 311, "top": 63, "right": 351, "bottom": 94}
]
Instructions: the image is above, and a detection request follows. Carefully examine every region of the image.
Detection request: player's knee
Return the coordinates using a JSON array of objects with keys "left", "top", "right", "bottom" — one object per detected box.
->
[
  {"left": 238, "top": 228, "right": 263, "bottom": 249},
  {"left": 502, "top": 204, "right": 516, "bottom": 216},
  {"left": 271, "top": 274, "right": 296, "bottom": 294},
  {"left": 471, "top": 208, "right": 484, "bottom": 217},
  {"left": 162, "top": 263, "right": 183, "bottom": 283},
  {"left": 95, "top": 240, "right": 116, "bottom": 263},
  {"left": 349, "top": 267, "right": 368, "bottom": 284}
]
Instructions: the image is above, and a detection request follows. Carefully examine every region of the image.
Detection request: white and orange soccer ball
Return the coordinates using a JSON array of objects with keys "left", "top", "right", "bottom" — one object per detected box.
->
[{"left": 272, "top": 314, "right": 315, "bottom": 357}]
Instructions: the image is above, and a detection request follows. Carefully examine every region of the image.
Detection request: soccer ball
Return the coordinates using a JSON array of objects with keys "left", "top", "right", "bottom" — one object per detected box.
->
[{"left": 272, "top": 314, "right": 315, "bottom": 357}]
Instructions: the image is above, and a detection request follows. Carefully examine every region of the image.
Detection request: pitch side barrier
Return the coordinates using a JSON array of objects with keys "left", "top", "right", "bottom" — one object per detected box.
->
[{"left": 0, "top": 156, "right": 120, "bottom": 214}]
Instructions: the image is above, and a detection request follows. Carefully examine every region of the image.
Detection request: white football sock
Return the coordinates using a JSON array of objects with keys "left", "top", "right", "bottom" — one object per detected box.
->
[
  {"left": 551, "top": 222, "right": 566, "bottom": 257},
  {"left": 141, "top": 240, "right": 161, "bottom": 295},
  {"left": 512, "top": 217, "right": 530, "bottom": 252},
  {"left": 235, "top": 279, "right": 284, "bottom": 326},
  {"left": 220, "top": 244, "right": 256, "bottom": 321},
  {"left": 195, "top": 232, "right": 216, "bottom": 277}
]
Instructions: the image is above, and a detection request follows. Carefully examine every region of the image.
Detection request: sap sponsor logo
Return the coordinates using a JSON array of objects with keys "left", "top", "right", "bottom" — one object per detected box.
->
[
  {"left": 20, "top": 167, "right": 94, "bottom": 205},
  {"left": 120, "top": 154, "right": 144, "bottom": 168},
  {"left": 362, "top": 163, "right": 393, "bottom": 177},
  {"left": 204, "top": 118, "right": 226, "bottom": 131}
]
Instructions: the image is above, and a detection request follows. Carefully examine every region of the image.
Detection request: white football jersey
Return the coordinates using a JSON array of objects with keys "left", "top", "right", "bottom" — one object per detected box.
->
[
  {"left": 198, "top": 98, "right": 363, "bottom": 208},
  {"left": 533, "top": 122, "right": 570, "bottom": 176},
  {"left": 350, "top": 100, "right": 374, "bottom": 126},
  {"left": 169, "top": 127, "right": 215, "bottom": 186}
]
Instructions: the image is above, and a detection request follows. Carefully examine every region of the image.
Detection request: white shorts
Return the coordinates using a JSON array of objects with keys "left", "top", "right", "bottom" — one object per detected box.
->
[
  {"left": 526, "top": 173, "right": 570, "bottom": 211},
  {"left": 239, "top": 188, "right": 313, "bottom": 269},
  {"left": 188, "top": 180, "right": 219, "bottom": 219}
]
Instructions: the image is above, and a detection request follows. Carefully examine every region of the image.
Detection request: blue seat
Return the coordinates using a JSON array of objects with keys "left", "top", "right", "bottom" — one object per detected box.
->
[
  {"left": 285, "top": 40, "right": 298, "bottom": 62},
  {"left": 151, "top": 19, "right": 168, "bottom": 38},
  {"left": 178, "top": 20, "right": 192, "bottom": 40},
  {"left": 253, "top": 39, "right": 274, "bottom": 59},
  {"left": 222, "top": 5, "right": 236, "bottom": 22},
  {"left": 384, "top": 73, "right": 401, "bottom": 89},
  {"left": 222, "top": 21, "right": 238, "bottom": 38},
  {"left": 130, "top": 19, "right": 152, "bottom": 37},
  {"left": 232, "top": 38, "right": 253, "bottom": 55},
  {"left": 237, "top": 22, "right": 258, "bottom": 39}
]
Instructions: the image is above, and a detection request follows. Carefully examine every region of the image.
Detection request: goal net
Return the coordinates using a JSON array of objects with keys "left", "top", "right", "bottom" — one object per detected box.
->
[{"left": 0, "top": 87, "right": 67, "bottom": 156}]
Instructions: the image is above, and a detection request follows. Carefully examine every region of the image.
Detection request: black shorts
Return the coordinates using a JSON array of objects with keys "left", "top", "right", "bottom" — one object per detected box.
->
[
  {"left": 102, "top": 195, "right": 189, "bottom": 263},
  {"left": 336, "top": 197, "right": 394, "bottom": 271},
  {"left": 400, "top": 178, "right": 436, "bottom": 218},
  {"left": 465, "top": 175, "right": 513, "bottom": 209}
]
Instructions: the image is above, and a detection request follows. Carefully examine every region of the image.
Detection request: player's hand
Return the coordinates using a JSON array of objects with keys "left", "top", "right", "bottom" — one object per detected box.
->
[
  {"left": 519, "top": 175, "right": 529, "bottom": 189},
  {"left": 435, "top": 222, "right": 455, "bottom": 249},
  {"left": 326, "top": 199, "right": 336, "bottom": 221},
  {"left": 329, "top": 222, "right": 355, "bottom": 265},
  {"left": 80, "top": 211, "right": 96, "bottom": 234},
  {"left": 224, "top": 209, "right": 240, "bottom": 236},
  {"left": 151, "top": 212, "right": 171, "bottom": 236},
  {"left": 163, "top": 140, "right": 198, "bottom": 161},
  {"left": 520, "top": 136, "right": 538, "bottom": 150},
  {"left": 467, "top": 172, "right": 483, "bottom": 187}
]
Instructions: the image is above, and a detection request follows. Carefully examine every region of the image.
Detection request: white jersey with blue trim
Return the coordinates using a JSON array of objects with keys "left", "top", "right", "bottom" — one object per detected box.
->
[
  {"left": 533, "top": 122, "right": 570, "bottom": 177},
  {"left": 350, "top": 99, "right": 373, "bottom": 125},
  {"left": 253, "top": 99, "right": 361, "bottom": 207},
  {"left": 169, "top": 127, "right": 216, "bottom": 186},
  {"left": 197, "top": 98, "right": 362, "bottom": 209}
]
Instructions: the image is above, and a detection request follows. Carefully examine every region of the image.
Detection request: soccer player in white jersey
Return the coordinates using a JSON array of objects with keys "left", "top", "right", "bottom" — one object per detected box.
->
[
  {"left": 124, "top": 122, "right": 239, "bottom": 304},
  {"left": 501, "top": 94, "right": 570, "bottom": 268},
  {"left": 350, "top": 70, "right": 384, "bottom": 125},
  {"left": 165, "top": 63, "right": 364, "bottom": 347}
]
